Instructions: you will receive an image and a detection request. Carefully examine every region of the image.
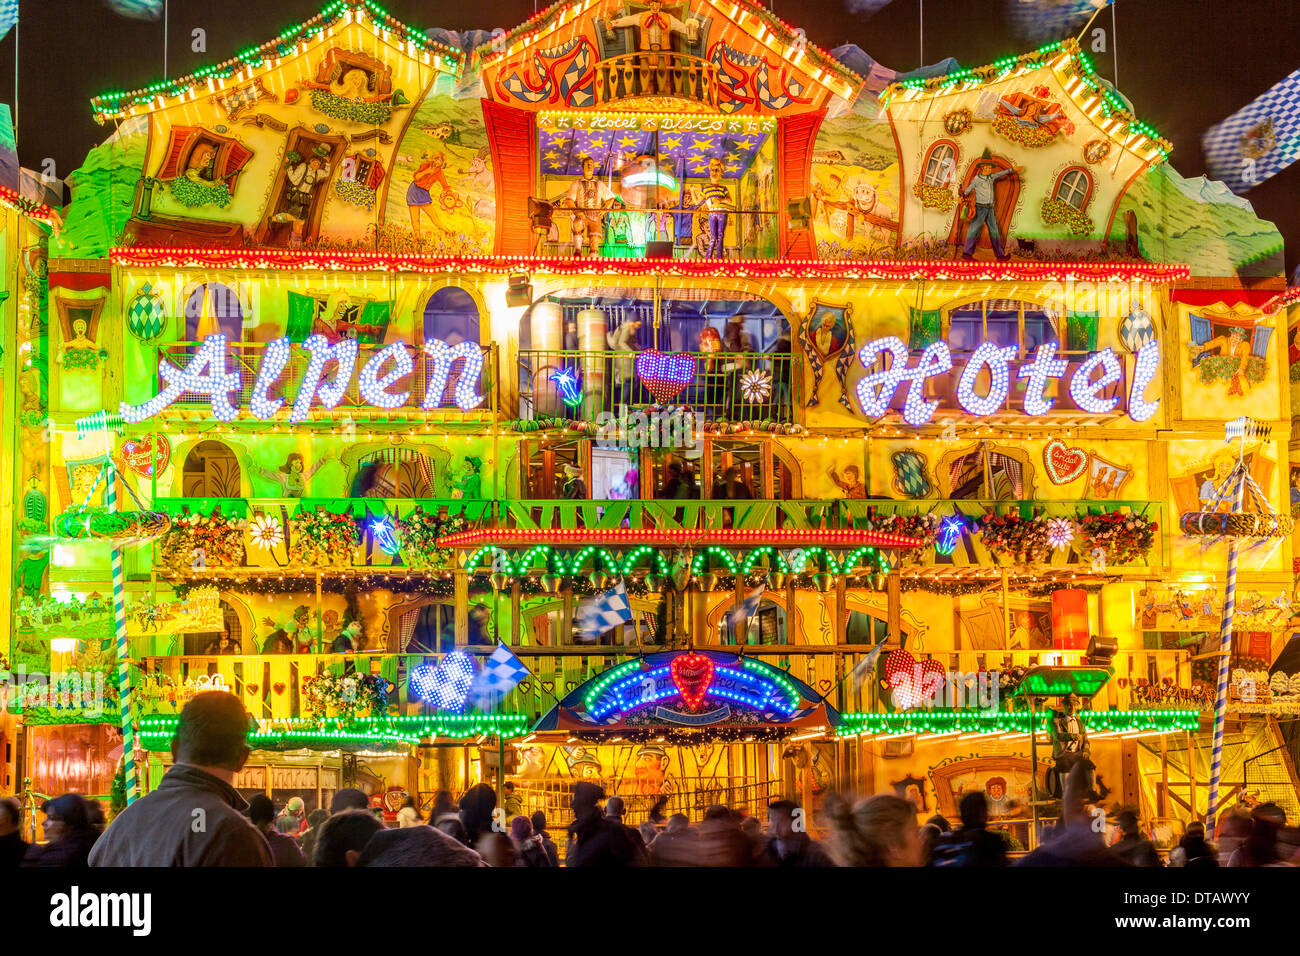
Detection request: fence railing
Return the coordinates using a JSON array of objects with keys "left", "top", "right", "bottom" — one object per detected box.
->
[
  {"left": 519, "top": 349, "right": 794, "bottom": 423},
  {"left": 594, "top": 50, "right": 721, "bottom": 106}
]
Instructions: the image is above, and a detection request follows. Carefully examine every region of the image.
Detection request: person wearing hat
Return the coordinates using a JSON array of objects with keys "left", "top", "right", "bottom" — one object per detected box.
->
[
  {"left": 1048, "top": 692, "right": 1096, "bottom": 801},
  {"left": 1112, "top": 808, "right": 1162, "bottom": 866},
  {"left": 562, "top": 462, "right": 587, "bottom": 500},
  {"left": 452, "top": 456, "right": 482, "bottom": 499},
  {"left": 959, "top": 150, "right": 1023, "bottom": 261}
]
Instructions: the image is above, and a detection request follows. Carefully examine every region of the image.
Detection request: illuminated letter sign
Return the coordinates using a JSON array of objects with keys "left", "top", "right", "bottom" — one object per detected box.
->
[
  {"left": 125, "top": 333, "right": 484, "bottom": 422},
  {"left": 853, "top": 336, "right": 1160, "bottom": 425}
]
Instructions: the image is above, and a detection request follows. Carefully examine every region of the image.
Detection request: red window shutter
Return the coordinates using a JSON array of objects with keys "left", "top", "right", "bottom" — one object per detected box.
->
[
  {"left": 776, "top": 110, "right": 825, "bottom": 259},
  {"left": 156, "top": 126, "right": 201, "bottom": 181},
  {"left": 367, "top": 161, "right": 385, "bottom": 190},
  {"left": 217, "top": 140, "right": 254, "bottom": 187},
  {"left": 482, "top": 98, "right": 537, "bottom": 256}
]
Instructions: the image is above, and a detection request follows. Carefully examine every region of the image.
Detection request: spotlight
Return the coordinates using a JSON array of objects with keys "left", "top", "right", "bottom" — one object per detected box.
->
[{"left": 506, "top": 274, "right": 533, "bottom": 308}]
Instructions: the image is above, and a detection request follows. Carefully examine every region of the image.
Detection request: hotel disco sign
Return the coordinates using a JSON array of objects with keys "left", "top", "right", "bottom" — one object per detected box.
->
[
  {"left": 854, "top": 337, "right": 1160, "bottom": 425},
  {"left": 119, "top": 333, "right": 485, "bottom": 423}
]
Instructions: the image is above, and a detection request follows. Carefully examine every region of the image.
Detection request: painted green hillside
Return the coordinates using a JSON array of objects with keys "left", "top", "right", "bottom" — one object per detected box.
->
[
  {"left": 1112, "top": 162, "right": 1284, "bottom": 279},
  {"left": 48, "top": 117, "right": 147, "bottom": 259}
]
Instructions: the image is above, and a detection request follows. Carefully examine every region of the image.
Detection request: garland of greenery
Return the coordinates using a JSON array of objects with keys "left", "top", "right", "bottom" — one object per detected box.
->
[
  {"left": 309, "top": 88, "right": 393, "bottom": 125},
  {"left": 159, "top": 509, "right": 246, "bottom": 569},
  {"left": 170, "top": 176, "right": 233, "bottom": 209},
  {"left": 1075, "top": 512, "right": 1157, "bottom": 564}
]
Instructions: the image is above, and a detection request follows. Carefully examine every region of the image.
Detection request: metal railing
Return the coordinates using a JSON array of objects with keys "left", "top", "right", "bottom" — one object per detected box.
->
[
  {"left": 518, "top": 349, "right": 794, "bottom": 423},
  {"left": 156, "top": 341, "right": 497, "bottom": 416}
]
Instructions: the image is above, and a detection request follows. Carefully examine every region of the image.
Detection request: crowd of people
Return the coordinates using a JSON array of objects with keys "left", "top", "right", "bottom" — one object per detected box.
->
[{"left": 2, "top": 694, "right": 1297, "bottom": 868}]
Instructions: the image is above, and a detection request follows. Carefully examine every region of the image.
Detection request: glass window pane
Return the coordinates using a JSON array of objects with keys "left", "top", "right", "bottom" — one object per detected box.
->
[
  {"left": 986, "top": 312, "right": 1018, "bottom": 348},
  {"left": 1023, "top": 312, "right": 1058, "bottom": 350},
  {"left": 949, "top": 313, "right": 981, "bottom": 351}
]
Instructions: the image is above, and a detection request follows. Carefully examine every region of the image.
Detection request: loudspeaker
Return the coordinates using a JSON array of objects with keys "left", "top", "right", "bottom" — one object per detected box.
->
[
  {"left": 506, "top": 274, "right": 533, "bottom": 308},
  {"left": 787, "top": 196, "right": 812, "bottom": 229},
  {"left": 645, "top": 240, "right": 673, "bottom": 259},
  {"left": 1085, "top": 634, "right": 1119, "bottom": 666}
]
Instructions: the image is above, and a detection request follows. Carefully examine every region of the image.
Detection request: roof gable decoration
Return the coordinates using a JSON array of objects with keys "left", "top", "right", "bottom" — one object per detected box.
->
[
  {"left": 480, "top": 0, "right": 860, "bottom": 113},
  {"left": 90, "top": 1, "right": 462, "bottom": 124},
  {"left": 882, "top": 39, "right": 1170, "bottom": 166}
]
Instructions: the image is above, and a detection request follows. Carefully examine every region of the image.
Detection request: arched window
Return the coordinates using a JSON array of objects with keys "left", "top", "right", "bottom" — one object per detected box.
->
[
  {"left": 182, "top": 440, "right": 241, "bottom": 498},
  {"left": 921, "top": 141, "right": 958, "bottom": 188},
  {"left": 183, "top": 282, "right": 244, "bottom": 342},
  {"left": 1053, "top": 167, "right": 1093, "bottom": 211},
  {"left": 422, "top": 287, "right": 480, "bottom": 346}
]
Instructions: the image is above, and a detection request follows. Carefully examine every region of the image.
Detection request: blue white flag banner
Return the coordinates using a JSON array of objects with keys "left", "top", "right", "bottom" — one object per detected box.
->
[
  {"left": 467, "top": 642, "right": 531, "bottom": 710},
  {"left": 0, "top": 1, "right": 17, "bottom": 43},
  {"left": 104, "top": 0, "right": 164, "bottom": 21},
  {"left": 1203, "top": 68, "right": 1300, "bottom": 194},
  {"left": 576, "top": 581, "right": 633, "bottom": 640},
  {"left": 727, "top": 583, "right": 765, "bottom": 637},
  {"left": 1008, "top": 0, "right": 1110, "bottom": 45}
]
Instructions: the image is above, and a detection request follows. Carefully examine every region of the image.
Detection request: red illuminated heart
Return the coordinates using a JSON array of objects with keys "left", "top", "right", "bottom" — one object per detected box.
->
[
  {"left": 1043, "top": 439, "right": 1088, "bottom": 485},
  {"left": 671, "top": 651, "right": 714, "bottom": 712},
  {"left": 884, "top": 649, "right": 945, "bottom": 709},
  {"left": 636, "top": 349, "right": 696, "bottom": 404},
  {"left": 120, "top": 434, "right": 172, "bottom": 479},
  {"left": 273, "top": 682, "right": 286, "bottom": 695},
  {"left": 246, "top": 683, "right": 259, "bottom": 695}
]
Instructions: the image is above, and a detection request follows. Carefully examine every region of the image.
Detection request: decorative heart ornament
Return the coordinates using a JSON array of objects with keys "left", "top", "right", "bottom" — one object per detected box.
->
[
  {"left": 883, "top": 649, "right": 945, "bottom": 710},
  {"left": 1043, "top": 439, "right": 1089, "bottom": 485},
  {"left": 246, "top": 683, "right": 259, "bottom": 696},
  {"left": 120, "top": 434, "right": 172, "bottom": 479},
  {"left": 410, "top": 651, "right": 475, "bottom": 710},
  {"left": 670, "top": 651, "right": 715, "bottom": 711},
  {"left": 272, "top": 682, "right": 286, "bottom": 696},
  {"left": 635, "top": 350, "right": 696, "bottom": 404}
]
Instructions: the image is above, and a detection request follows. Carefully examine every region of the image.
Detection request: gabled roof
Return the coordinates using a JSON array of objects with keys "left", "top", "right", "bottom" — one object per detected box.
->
[
  {"left": 90, "top": 0, "right": 462, "bottom": 124},
  {"left": 475, "top": 0, "right": 861, "bottom": 99},
  {"left": 881, "top": 38, "right": 1171, "bottom": 165}
]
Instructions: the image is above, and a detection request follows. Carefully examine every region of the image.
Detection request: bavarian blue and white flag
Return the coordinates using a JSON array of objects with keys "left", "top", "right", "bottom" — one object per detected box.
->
[
  {"left": 0, "top": 1, "right": 17, "bottom": 43},
  {"left": 1008, "top": 0, "right": 1110, "bottom": 45},
  {"left": 104, "top": 0, "right": 164, "bottom": 21},
  {"left": 848, "top": 636, "right": 890, "bottom": 691},
  {"left": 467, "top": 642, "right": 531, "bottom": 711},
  {"left": 1203, "top": 68, "right": 1300, "bottom": 194},
  {"left": 576, "top": 580, "right": 633, "bottom": 640},
  {"left": 727, "top": 583, "right": 765, "bottom": 638}
]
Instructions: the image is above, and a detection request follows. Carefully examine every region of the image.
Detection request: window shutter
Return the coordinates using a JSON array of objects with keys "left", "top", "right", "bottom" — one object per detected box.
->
[
  {"left": 1188, "top": 314, "right": 1212, "bottom": 345},
  {"left": 907, "top": 307, "right": 942, "bottom": 350},
  {"left": 218, "top": 140, "right": 254, "bottom": 185},
  {"left": 156, "top": 127, "right": 201, "bottom": 180},
  {"left": 1065, "top": 311, "right": 1098, "bottom": 352},
  {"left": 1250, "top": 325, "right": 1272, "bottom": 359}
]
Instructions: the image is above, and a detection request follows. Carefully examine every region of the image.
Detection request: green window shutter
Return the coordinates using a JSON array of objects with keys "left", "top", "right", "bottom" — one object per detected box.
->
[
  {"left": 908, "top": 307, "right": 942, "bottom": 350},
  {"left": 1066, "top": 311, "right": 1098, "bottom": 352}
]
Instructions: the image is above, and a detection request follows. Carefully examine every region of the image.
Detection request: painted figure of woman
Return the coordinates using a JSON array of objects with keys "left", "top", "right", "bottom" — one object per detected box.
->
[
  {"left": 407, "top": 152, "right": 451, "bottom": 241},
  {"left": 254, "top": 452, "right": 332, "bottom": 498}
]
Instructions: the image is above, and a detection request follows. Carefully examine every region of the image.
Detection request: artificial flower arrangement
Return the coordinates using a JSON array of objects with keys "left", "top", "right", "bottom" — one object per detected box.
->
[
  {"left": 1040, "top": 196, "right": 1095, "bottom": 236},
  {"left": 301, "top": 671, "right": 393, "bottom": 720},
  {"left": 289, "top": 510, "right": 360, "bottom": 567},
  {"left": 913, "top": 181, "right": 955, "bottom": 211},
  {"left": 860, "top": 512, "right": 941, "bottom": 550},
  {"left": 395, "top": 507, "right": 467, "bottom": 568},
  {"left": 159, "top": 508, "right": 246, "bottom": 569},
  {"left": 1076, "top": 512, "right": 1157, "bottom": 564},
  {"left": 977, "top": 512, "right": 1052, "bottom": 563}
]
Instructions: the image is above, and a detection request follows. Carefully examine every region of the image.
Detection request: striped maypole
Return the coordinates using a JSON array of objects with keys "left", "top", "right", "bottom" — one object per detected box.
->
[
  {"left": 107, "top": 469, "right": 139, "bottom": 805},
  {"left": 1205, "top": 468, "right": 1245, "bottom": 839}
]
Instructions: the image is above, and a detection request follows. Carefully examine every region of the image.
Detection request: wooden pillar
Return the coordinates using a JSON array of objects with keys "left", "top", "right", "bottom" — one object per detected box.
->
[
  {"left": 835, "top": 575, "right": 847, "bottom": 645},
  {"left": 1120, "top": 740, "right": 1141, "bottom": 809},
  {"left": 733, "top": 569, "right": 745, "bottom": 645},
  {"left": 454, "top": 570, "right": 469, "bottom": 643},
  {"left": 887, "top": 571, "right": 901, "bottom": 644},
  {"left": 761, "top": 440, "right": 774, "bottom": 500},
  {"left": 510, "top": 579, "right": 522, "bottom": 646},
  {"left": 1158, "top": 733, "right": 1169, "bottom": 818}
]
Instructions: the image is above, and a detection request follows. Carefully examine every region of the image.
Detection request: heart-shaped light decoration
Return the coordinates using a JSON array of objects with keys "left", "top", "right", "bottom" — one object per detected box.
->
[
  {"left": 884, "top": 648, "right": 945, "bottom": 710},
  {"left": 246, "top": 683, "right": 259, "bottom": 695},
  {"left": 671, "top": 651, "right": 715, "bottom": 712},
  {"left": 1043, "top": 439, "right": 1088, "bottom": 485},
  {"left": 120, "top": 434, "right": 172, "bottom": 479},
  {"left": 273, "top": 682, "right": 286, "bottom": 696},
  {"left": 635, "top": 349, "right": 696, "bottom": 404},
  {"left": 411, "top": 651, "right": 475, "bottom": 711}
]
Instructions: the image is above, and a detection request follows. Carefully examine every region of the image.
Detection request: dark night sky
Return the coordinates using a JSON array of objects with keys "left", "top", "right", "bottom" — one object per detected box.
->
[{"left": 3, "top": 0, "right": 1298, "bottom": 273}]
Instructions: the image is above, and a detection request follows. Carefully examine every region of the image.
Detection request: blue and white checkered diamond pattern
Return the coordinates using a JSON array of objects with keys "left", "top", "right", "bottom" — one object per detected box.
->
[
  {"left": 1203, "top": 67, "right": 1300, "bottom": 194},
  {"left": 467, "top": 642, "right": 532, "bottom": 709},
  {"left": 576, "top": 580, "right": 633, "bottom": 640}
]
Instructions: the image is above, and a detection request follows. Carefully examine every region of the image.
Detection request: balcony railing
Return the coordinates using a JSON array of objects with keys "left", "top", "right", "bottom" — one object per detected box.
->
[
  {"left": 518, "top": 349, "right": 794, "bottom": 423},
  {"left": 593, "top": 51, "right": 721, "bottom": 106},
  {"left": 154, "top": 341, "right": 497, "bottom": 417},
  {"left": 137, "top": 648, "right": 1203, "bottom": 722}
]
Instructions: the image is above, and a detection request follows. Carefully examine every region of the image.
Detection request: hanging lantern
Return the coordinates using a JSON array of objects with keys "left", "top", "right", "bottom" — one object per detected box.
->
[
  {"left": 589, "top": 571, "right": 612, "bottom": 591},
  {"left": 768, "top": 571, "right": 788, "bottom": 590},
  {"left": 1051, "top": 588, "right": 1090, "bottom": 650},
  {"left": 812, "top": 571, "right": 834, "bottom": 593},
  {"left": 540, "top": 573, "right": 564, "bottom": 594}
]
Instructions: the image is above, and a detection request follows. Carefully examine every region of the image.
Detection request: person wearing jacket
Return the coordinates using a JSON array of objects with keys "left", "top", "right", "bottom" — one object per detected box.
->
[
  {"left": 89, "top": 692, "right": 272, "bottom": 867},
  {"left": 22, "top": 794, "right": 100, "bottom": 868},
  {"left": 249, "top": 795, "right": 306, "bottom": 867}
]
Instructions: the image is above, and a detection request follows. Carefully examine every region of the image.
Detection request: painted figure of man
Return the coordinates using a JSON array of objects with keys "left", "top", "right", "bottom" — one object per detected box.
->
[
  {"left": 1047, "top": 692, "right": 1096, "bottom": 800},
  {"left": 960, "top": 154, "right": 1022, "bottom": 261},
  {"left": 285, "top": 154, "right": 331, "bottom": 222}
]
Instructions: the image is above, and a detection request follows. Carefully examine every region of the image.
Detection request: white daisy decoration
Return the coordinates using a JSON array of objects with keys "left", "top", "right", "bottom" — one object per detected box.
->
[
  {"left": 249, "top": 513, "right": 283, "bottom": 551},
  {"left": 740, "top": 369, "right": 772, "bottom": 404},
  {"left": 1046, "top": 517, "right": 1075, "bottom": 552}
]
